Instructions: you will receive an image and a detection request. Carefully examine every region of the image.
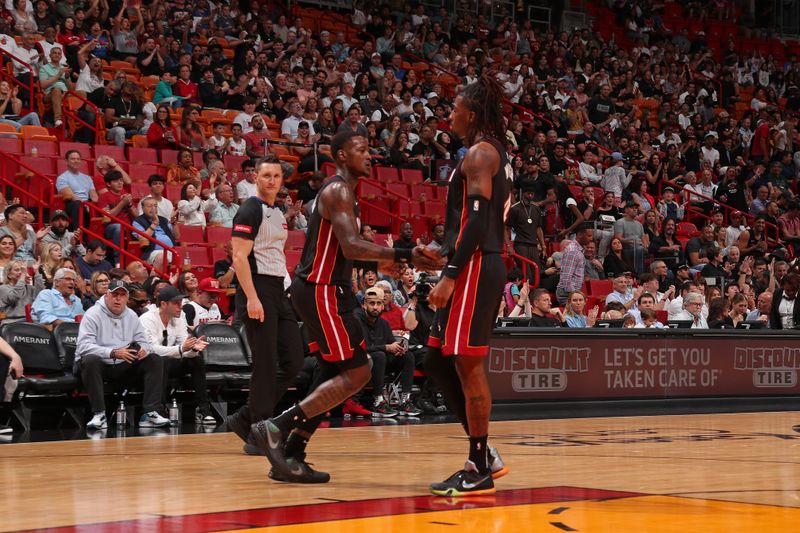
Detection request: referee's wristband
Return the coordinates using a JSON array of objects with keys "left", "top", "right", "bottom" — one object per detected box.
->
[{"left": 394, "top": 247, "right": 413, "bottom": 264}]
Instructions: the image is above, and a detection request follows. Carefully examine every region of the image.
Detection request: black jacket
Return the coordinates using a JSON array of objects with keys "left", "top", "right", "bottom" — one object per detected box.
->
[
  {"left": 355, "top": 308, "right": 395, "bottom": 354},
  {"left": 769, "top": 288, "right": 800, "bottom": 330}
]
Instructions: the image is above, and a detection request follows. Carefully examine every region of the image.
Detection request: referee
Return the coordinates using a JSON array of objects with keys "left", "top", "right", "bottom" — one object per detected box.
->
[{"left": 226, "top": 157, "right": 304, "bottom": 455}]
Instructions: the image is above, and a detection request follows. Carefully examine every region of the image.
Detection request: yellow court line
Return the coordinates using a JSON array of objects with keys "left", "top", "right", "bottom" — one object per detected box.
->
[{"left": 217, "top": 495, "right": 800, "bottom": 533}]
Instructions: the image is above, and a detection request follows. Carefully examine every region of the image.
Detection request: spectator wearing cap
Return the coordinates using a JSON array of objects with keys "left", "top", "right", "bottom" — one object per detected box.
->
[
  {"left": 275, "top": 186, "right": 307, "bottom": 230},
  {"left": 294, "top": 119, "right": 331, "bottom": 173},
  {"left": 137, "top": 174, "right": 174, "bottom": 221},
  {"left": 139, "top": 285, "right": 215, "bottom": 425},
  {"left": 97, "top": 170, "right": 136, "bottom": 262},
  {"left": 297, "top": 172, "right": 325, "bottom": 205},
  {"left": 183, "top": 277, "right": 224, "bottom": 329},
  {"left": 725, "top": 210, "right": 747, "bottom": 248},
  {"left": 657, "top": 187, "right": 685, "bottom": 221},
  {"left": 209, "top": 183, "right": 239, "bottom": 228},
  {"left": 126, "top": 283, "right": 150, "bottom": 317},
  {"left": 56, "top": 150, "right": 98, "bottom": 231},
  {"left": 601, "top": 152, "right": 629, "bottom": 199},
  {"left": 40, "top": 209, "right": 86, "bottom": 258},
  {"left": 0, "top": 204, "right": 38, "bottom": 262},
  {"left": 613, "top": 201, "right": 648, "bottom": 274},
  {"left": 75, "top": 279, "right": 169, "bottom": 430},
  {"left": 355, "top": 285, "right": 418, "bottom": 417},
  {"left": 31, "top": 267, "right": 84, "bottom": 328},
  {"left": 282, "top": 98, "right": 316, "bottom": 141}
]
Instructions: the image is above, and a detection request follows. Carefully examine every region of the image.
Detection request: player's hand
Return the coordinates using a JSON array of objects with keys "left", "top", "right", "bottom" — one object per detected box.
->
[
  {"left": 378, "top": 259, "right": 404, "bottom": 278},
  {"left": 247, "top": 297, "right": 264, "bottom": 322},
  {"left": 428, "top": 276, "right": 455, "bottom": 310},
  {"left": 412, "top": 245, "right": 445, "bottom": 272}
]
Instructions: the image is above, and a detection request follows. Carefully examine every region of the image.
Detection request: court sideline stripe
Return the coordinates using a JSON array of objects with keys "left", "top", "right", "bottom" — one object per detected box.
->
[{"left": 13, "top": 486, "right": 641, "bottom": 533}]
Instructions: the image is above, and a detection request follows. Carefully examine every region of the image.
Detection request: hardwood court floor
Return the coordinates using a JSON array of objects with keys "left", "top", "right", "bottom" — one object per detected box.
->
[{"left": 1, "top": 411, "right": 800, "bottom": 532}]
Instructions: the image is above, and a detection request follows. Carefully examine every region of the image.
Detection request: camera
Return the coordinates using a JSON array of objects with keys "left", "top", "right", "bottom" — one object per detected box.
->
[
  {"left": 128, "top": 342, "right": 141, "bottom": 352},
  {"left": 412, "top": 273, "right": 439, "bottom": 302}
]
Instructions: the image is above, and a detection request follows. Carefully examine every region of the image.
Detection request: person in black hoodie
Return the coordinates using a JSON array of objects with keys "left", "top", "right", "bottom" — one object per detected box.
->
[{"left": 770, "top": 271, "right": 800, "bottom": 329}]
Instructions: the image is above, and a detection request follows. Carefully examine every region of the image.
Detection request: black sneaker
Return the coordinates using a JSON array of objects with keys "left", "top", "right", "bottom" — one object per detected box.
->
[
  {"left": 371, "top": 400, "right": 398, "bottom": 418},
  {"left": 417, "top": 397, "right": 438, "bottom": 414},
  {"left": 251, "top": 419, "right": 291, "bottom": 476},
  {"left": 396, "top": 400, "right": 422, "bottom": 417},
  {"left": 429, "top": 460, "right": 495, "bottom": 497},
  {"left": 226, "top": 411, "right": 250, "bottom": 443},
  {"left": 243, "top": 434, "right": 262, "bottom": 456},
  {"left": 268, "top": 452, "right": 331, "bottom": 484}
]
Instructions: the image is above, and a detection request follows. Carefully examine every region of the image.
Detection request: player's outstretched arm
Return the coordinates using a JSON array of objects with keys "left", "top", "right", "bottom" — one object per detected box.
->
[{"left": 321, "top": 180, "right": 414, "bottom": 265}]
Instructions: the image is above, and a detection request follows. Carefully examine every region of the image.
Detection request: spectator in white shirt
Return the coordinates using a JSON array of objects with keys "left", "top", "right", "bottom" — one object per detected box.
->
[{"left": 139, "top": 285, "right": 215, "bottom": 425}]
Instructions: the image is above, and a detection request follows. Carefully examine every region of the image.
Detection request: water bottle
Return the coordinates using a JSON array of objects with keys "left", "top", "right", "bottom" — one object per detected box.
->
[
  {"left": 183, "top": 252, "right": 191, "bottom": 270},
  {"left": 30, "top": 145, "right": 38, "bottom": 158},
  {"left": 169, "top": 399, "right": 180, "bottom": 426},
  {"left": 115, "top": 401, "right": 127, "bottom": 427}
]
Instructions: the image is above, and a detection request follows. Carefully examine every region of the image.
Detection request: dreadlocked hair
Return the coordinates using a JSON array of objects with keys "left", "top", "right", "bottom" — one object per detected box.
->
[{"left": 458, "top": 72, "right": 507, "bottom": 146}]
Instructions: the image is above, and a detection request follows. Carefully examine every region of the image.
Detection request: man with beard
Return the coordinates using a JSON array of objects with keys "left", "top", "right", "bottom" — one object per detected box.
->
[{"left": 41, "top": 210, "right": 85, "bottom": 257}]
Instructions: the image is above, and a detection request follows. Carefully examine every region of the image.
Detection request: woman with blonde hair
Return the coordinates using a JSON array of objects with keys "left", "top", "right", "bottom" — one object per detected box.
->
[
  {"left": 563, "top": 290, "right": 599, "bottom": 328},
  {"left": 39, "top": 242, "right": 63, "bottom": 289},
  {"left": 81, "top": 271, "right": 111, "bottom": 310},
  {"left": 0, "top": 259, "right": 44, "bottom": 324}
]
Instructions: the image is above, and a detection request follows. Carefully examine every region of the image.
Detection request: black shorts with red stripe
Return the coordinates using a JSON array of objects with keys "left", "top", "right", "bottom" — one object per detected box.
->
[
  {"left": 290, "top": 277, "right": 368, "bottom": 370},
  {"left": 428, "top": 252, "right": 505, "bottom": 357}
]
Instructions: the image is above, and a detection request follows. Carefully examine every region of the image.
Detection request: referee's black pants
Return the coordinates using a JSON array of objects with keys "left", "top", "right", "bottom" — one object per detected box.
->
[{"left": 236, "top": 275, "right": 304, "bottom": 423}]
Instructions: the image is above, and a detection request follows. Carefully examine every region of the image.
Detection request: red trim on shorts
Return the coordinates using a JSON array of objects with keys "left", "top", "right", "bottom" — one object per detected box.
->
[
  {"left": 442, "top": 252, "right": 482, "bottom": 356},
  {"left": 314, "top": 284, "right": 355, "bottom": 362},
  {"left": 427, "top": 336, "right": 441, "bottom": 348},
  {"left": 308, "top": 341, "right": 320, "bottom": 354}
]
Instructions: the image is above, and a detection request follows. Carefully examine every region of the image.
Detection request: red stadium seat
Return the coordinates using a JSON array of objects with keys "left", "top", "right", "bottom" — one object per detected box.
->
[
  {"left": 399, "top": 168, "right": 424, "bottom": 184},
  {"left": 286, "top": 230, "right": 306, "bottom": 250},
  {"left": 588, "top": 279, "right": 613, "bottom": 297},
  {"left": 176, "top": 224, "right": 205, "bottom": 245},
  {"left": 206, "top": 226, "right": 232, "bottom": 246},
  {"left": 128, "top": 147, "right": 159, "bottom": 165},
  {"left": 59, "top": 141, "right": 93, "bottom": 159},
  {"left": 94, "top": 144, "right": 125, "bottom": 161}
]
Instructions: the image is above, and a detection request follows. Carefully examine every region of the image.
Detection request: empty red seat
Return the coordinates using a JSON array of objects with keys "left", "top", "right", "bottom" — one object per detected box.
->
[
  {"left": 399, "top": 168, "right": 423, "bottom": 184},
  {"left": 206, "top": 226, "right": 232, "bottom": 246},
  {"left": 176, "top": 224, "right": 205, "bottom": 245},
  {"left": 286, "top": 230, "right": 306, "bottom": 250},
  {"left": 94, "top": 144, "right": 125, "bottom": 161},
  {"left": 374, "top": 166, "right": 398, "bottom": 183},
  {"left": 24, "top": 139, "right": 57, "bottom": 157},
  {"left": 128, "top": 147, "right": 159, "bottom": 165}
]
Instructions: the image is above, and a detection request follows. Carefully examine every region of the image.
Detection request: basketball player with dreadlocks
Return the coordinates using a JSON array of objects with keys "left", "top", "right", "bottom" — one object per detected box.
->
[{"left": 423, "top": 76, "right": 513, "bottom": 496}]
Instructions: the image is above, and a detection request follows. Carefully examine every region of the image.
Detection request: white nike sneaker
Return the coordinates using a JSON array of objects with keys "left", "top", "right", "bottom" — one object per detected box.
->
[
  {"left": 139, "top": 411, "right": 170, "bottom": 427},
  {"left": 87, "top": 412, "right": 107, "bottom": 430}
]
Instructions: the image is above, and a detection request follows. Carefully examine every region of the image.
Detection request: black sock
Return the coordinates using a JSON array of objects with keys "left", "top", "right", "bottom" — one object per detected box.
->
[
  {"left": 469, "top": 435, "right": 489, "bottom": 473},
  {"left": 273, "top": 404, "right": 307, "bottom": 433},
  {"left": 284, "top": 432, "right": 309, "bottom": 459}
]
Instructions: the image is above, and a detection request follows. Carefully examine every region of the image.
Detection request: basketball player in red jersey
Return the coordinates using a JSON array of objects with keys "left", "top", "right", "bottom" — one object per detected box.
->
[
  {"left": 251, "top": 130, "right": 444, "bottom": 483},
  {"left": 424, "top": 76, "right": 513, "bottom": 496}
]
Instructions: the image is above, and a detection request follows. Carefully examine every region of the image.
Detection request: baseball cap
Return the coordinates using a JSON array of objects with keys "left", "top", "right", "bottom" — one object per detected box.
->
[
  {"left": 427, "top": 92, "right": 439, "bottom": 99},
  {"left": 624, "top": 201, "right": 638, "bottom": 209},
  {"left": 525, "top": 156, "right": 539, "bottom": 165},
  {"left": 108, "top": 279, "right": 129, "bottom": 294},
  {"left": 611, "top": 152, "right": 624, "bottom": 161},
  {"left": 364, "top": 286, "right": 384, "bottom": 299},
  {"left": 51, "top": 210, "right": 70, "bottom": 222},
  {"left": 198, "top": 278, "right": 225, "bottom": 294},
  {"left": 663, "top": 186, "right": 675, "bottom": 193},
  {"left": 157, "top": 285, "right": 185, "bottom": 303},
  {"left": 675, "top": 263, "right": 689, "bottom": 271}
]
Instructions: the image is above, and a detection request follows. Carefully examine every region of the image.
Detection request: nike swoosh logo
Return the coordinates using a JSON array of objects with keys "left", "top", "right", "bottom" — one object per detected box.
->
[
  {"left": 289, "top": 461, "right": 303, "bottom": 476},
  {"left": 461, "top": 478, "right": 486, "bottom": 490},
  {"left": 266, "top": 424, "right": 282, "bottom": 449}
]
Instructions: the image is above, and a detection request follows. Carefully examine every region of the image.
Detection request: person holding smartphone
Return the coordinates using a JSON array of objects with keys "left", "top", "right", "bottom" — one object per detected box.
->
[{"left": 75, "top": 279, "right": 169, "bottom": 430}]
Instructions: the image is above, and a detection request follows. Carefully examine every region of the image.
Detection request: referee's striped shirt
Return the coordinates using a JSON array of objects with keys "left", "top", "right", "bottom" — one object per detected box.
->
[{"left": 231, "top": 197, "right": 288, "bottom": 277}]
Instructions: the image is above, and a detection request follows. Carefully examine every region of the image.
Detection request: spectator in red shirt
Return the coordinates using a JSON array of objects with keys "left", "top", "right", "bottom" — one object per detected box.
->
[
  {"left": 750, "top": 115, "right": 774, "bottom": 164},
  {"left": 244, "top": 113, "right": 271, "bottom": 158},
  {"left": 147, "top": 105, "right": 181, "bottom": 150},
  {"left": 98, "top": 170, "right": 136, "bottom": 263},
  {"left": 173, "top": 64, "right": 199, "bottom": 105}
]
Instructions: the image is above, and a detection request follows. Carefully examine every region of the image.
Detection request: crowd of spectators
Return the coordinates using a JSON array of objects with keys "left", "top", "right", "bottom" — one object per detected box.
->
[{"left": 2, "top": 0, "right": 800, "bottom": 429}]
